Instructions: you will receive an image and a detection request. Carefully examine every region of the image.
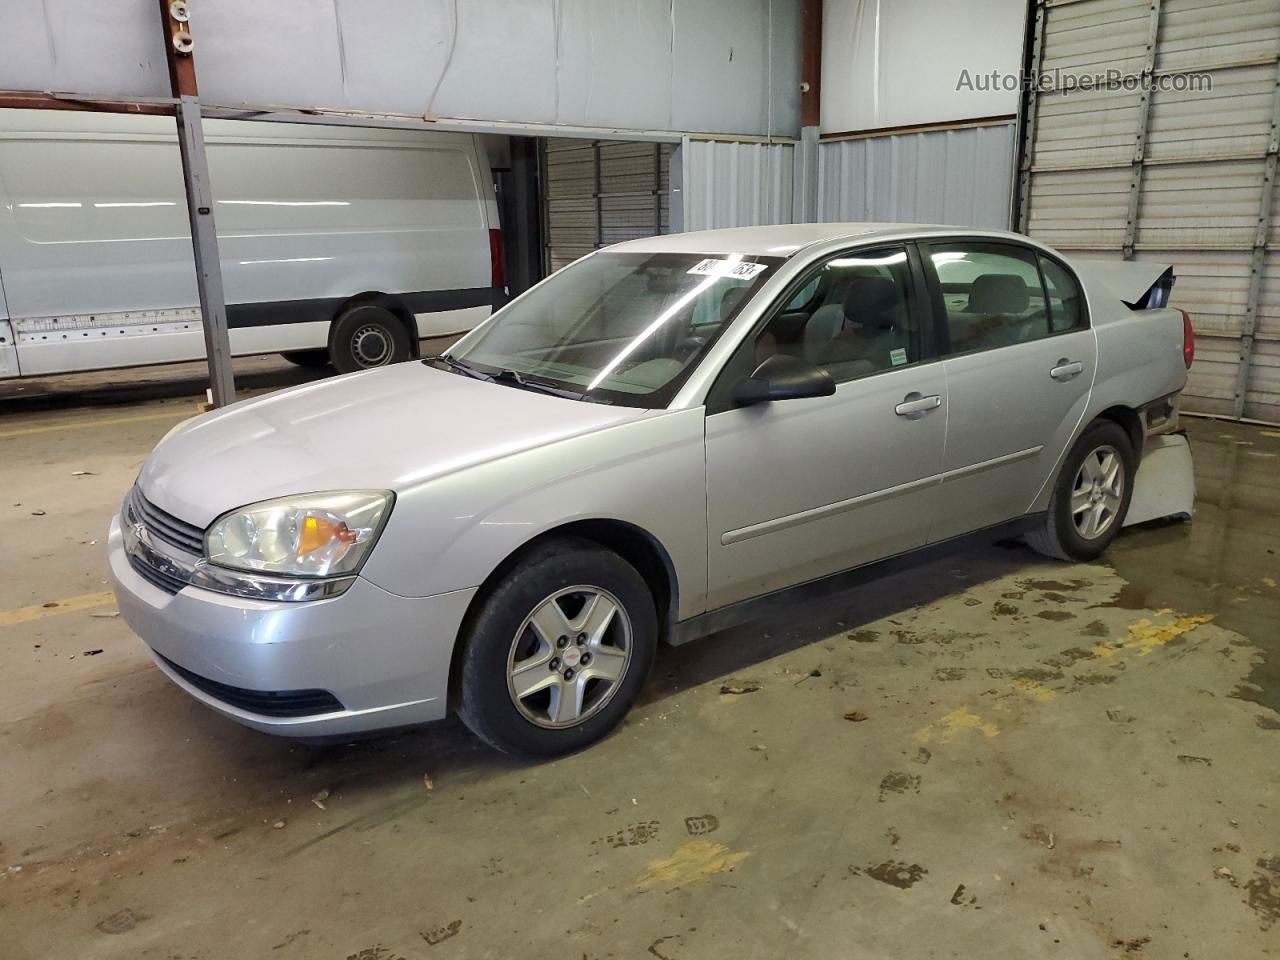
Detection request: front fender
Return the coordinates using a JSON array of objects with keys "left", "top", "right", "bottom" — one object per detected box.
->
[{"left": 359, "top": 408, "right": 709, "bottom": 619}]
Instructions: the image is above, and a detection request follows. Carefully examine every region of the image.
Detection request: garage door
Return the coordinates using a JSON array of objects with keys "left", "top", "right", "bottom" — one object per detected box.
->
[
  {"left": 542, "top": 138, "right": 674, "bottom": 272},
  {"left": 1016, "top": 0, "right": 1280, "bottom": 422}
]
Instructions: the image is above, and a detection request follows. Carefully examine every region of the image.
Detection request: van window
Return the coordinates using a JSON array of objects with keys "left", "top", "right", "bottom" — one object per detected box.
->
[{"left": 926, "top": 243, "right": 1050, "bottom": 353}]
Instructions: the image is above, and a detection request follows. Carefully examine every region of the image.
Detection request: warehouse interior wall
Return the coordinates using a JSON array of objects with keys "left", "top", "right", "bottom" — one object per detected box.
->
[
  {"left": 818, "top": 121, "right": 1015, "bottom": 229},
  {"left": 0, "top": 0, "right": 802, "bottom": 139},
  {"left": 1016, "top": 0, "right": 1280, "bottom": 424},
  {"left": 819, "top": 0, "right": 1026, "bottom": 133},
  {"left": 809, "top": 0, "right": 1026, "bottom": 229}
]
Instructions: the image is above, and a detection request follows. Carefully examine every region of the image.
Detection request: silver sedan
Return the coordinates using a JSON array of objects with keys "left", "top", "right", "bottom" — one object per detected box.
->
[{"left": 109, "top": 223, "right": 1192, "bottom": 755}]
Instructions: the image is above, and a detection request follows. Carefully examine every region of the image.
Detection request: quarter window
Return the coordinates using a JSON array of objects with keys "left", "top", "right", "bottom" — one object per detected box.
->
[
  {"left": 927, "top": 243, "right": 1051, "bottom": 353},
  {"left": 1039, "top": 255, "right": 1086, "bottom": 332},
  {"left": 750, "top": 246, "right": 920, "bottom": 384}
]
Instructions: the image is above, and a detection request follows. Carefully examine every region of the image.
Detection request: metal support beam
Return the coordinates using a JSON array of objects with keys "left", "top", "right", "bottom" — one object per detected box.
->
[
  {"left": 173, "top": 95, "right": 234, "bottom": 406},
  {"left": 793, "top": 125, "right": 820, "bottom": 223},
  {"left": 1233, "top": 59, "right": 1280, "bottom": 419},
  {"left": 1015, "top": 0, "right": 1047, "bottom": 233},
  {"left": 653, "top": 142, "right": 663, "bottom": 236},
  {"left": 158, "top": 0, "right": 234, "bottom": 407},
  {"left": 0, "top": 90, "right": 176, "bottom": 115},
  {"left": 593, "top": 140, "right": 604, "bottom": 249},
  {"left": 799, "top": 0, "right": 822, "bottom": 129},
  {"left": 1122, "top": 0, "right": 1163, "bottom": 260},
  {"left": 503, "top": 137, "right": 544, "bottom": 296}
]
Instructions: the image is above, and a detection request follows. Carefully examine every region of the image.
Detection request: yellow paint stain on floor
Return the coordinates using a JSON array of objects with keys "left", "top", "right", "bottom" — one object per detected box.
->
[
  {"left": 1263, "top": 577, "right": 1277, "bottom": 589},
  {"left": 637, "top": 839, "right": 749, "bottom": 891},
  {"left": 0, "top": 591, "right": 116, "bottom": 628},
  {"left": 914, "top": 706, "right": 1000, "bottom": 744},
  {"left": 1123, "top": 613, "right": 1215, "bottom": 656},
  {"left": 1089, "top": 612, "right": 1214, "bottom": 659},
  {"left": 1010, "top": 677, "right": 1058, "bottom": 703},
  {"left": 1260, "top": 430, "right": 1280, "bottom": 439}
]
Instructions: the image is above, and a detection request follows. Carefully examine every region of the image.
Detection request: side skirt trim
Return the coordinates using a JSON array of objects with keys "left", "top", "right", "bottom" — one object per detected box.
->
[{"left": 671, "top": 513, "right": 1045, "bottom": 646}]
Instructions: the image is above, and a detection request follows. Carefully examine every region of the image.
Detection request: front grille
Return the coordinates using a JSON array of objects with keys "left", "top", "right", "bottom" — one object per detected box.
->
[
  {"left": 128, "top": 551, "right": 186, "bottom": 595},
  {"left": 129, "top": 488, "right": 205, "bottom": 556},
  {"left": 158, "top": 655, "right": 345, "bottom": 718}
]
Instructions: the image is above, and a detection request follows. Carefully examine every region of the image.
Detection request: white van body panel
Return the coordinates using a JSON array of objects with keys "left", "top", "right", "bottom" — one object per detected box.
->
[{"left": 0, "top": 111, "right": 501, "bottom": 378}]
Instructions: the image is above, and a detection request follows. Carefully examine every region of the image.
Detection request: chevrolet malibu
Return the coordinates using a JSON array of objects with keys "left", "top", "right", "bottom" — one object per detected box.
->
[{"left": 109, "top": 223, "right": 1193, "bottom": 756}]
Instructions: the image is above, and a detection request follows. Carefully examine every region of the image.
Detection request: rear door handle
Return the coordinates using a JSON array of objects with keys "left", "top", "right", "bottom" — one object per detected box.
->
[
  {"left": 1051, "top": 359, "right": 1084, "bottom": 381},
  {"left": 895, "top": 392, "right": 942, "bottom": 419}
]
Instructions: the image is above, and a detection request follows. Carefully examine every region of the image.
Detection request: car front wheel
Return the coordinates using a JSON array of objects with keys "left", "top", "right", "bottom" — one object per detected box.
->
[
  {"left": 456, "top": 538, "right": 657, "bottom": 757},
  {"left": 1026, "top": 419, "right": 1136, "bottom": 562}
]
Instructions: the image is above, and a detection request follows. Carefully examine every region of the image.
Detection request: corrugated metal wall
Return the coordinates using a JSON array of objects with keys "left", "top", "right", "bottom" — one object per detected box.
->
[
  {"left": 541, "top": 138, "right": 674, "bottom": 272},
  {"left": 1018, "top": 0, "right": 1280, "bottom": 422},
  {"left": 817, "top": 122, "right": 1016, "bottom": 229},
  {"left": 678, "top": 138, "right": 796, "bottom": 231}
]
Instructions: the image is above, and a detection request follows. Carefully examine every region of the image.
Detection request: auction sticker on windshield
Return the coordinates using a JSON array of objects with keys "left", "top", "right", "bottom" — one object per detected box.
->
[{"left": 687, "top": 259, "right": 768, "bottom": 280}]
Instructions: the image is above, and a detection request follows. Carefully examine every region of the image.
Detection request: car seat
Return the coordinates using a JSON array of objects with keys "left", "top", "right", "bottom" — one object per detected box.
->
[{"left": 806, "top": 276, "right": 904, "bottom": 369}]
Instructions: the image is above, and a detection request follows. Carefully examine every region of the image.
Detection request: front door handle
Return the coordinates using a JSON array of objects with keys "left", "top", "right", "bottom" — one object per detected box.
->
[
  {"left": 895, "top": 392, "right": 942, "bottom": 419},
  {"left": 1051, "top": 359, "right": 1084, "bottom": 381}
]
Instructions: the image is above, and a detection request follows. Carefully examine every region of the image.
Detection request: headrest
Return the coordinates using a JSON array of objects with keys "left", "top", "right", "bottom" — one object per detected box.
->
[
  {"left": 842, "top": 276, "right": 901, "bottom": 328},
  {"left": 719, "top": 285, "right": 749, "bottom": 320},
  {"left": 969, "top": 274, "right": 1030, "bottom": 314}
]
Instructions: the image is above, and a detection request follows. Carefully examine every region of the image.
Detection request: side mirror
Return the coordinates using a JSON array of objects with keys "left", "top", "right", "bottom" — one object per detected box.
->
[{"left": 732, "top": 353, "right": 836, "bottom": 406}]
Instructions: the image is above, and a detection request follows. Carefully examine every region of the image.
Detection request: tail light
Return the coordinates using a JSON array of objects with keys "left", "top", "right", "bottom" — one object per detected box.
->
[
  {"left": 1180, "top": 309, "right": 1195, "bottom": 368},
  {"left": 489, "top": 228, "right": 506, "bottom": 292}
]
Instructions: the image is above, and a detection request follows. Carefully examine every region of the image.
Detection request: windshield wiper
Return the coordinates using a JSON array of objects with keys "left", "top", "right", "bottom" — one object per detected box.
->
[
  {"left": 487, "top": 368, "right": 598, "bottom": 402},
  {"left": 427, "top": 355, "right": 608, "bottom": 403},
  {"left": 424, "top": 354, "right": 487, "bottom": 380}
]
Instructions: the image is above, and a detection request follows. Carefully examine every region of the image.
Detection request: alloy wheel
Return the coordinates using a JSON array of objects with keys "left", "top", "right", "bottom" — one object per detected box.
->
[
  {"left": 1071, "top": 444, "right": 1124, "bottom": 540},
  {"left": 506, "top": 586, "right": 633, "bottom": 729}
]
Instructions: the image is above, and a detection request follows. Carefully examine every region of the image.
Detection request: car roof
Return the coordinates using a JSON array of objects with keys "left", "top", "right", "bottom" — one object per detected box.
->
[{"left": 609, "top": 222, "right": 1033, "bottom": 258}]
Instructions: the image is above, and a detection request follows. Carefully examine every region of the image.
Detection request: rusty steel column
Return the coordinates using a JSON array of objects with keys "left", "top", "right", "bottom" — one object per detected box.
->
[
  {"left": 799, "top": 0, "right": 822, "bottom": 129},
  {"left": 158, "top": 0, "right": 235, "bottom": 407}
]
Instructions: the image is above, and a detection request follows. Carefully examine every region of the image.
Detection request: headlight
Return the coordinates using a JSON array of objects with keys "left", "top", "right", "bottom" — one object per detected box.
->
[{"left": 204, "top": 491, "right": 393, "bottom": 578}]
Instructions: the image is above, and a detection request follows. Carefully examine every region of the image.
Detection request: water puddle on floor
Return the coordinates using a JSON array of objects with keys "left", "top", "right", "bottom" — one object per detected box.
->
[{"left": 1107, "top": 419, "right": 1280, "bottom": 717}]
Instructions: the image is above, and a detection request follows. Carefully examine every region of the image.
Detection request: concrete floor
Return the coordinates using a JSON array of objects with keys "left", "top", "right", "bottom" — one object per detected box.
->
[{"left": 1, "top": 356, "right": 1278, "bottom": 959}]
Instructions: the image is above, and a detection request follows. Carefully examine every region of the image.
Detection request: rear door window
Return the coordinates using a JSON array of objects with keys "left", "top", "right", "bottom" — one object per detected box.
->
[{"left": 924, "top": 242, "right": 1052, "bottom": 354}]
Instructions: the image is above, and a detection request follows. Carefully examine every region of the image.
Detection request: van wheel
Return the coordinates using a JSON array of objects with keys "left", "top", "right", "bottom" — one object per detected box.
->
[
  {"left": 280, "top": 349, "right": 331, "bottom": 368},
  {"left": 1026, "top": 420, "right": 1136, "bottom": 562},
  {"left": 456, "top": 538, "right": 657, "bottom": 757},
  {"left": 329, "top": 304, "right": 412, "bottom": 374}
]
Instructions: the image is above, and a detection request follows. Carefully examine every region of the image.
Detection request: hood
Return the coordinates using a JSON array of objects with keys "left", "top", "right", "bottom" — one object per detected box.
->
[{"left": 138, "top": 363, "right": 651, "bottom": 526}]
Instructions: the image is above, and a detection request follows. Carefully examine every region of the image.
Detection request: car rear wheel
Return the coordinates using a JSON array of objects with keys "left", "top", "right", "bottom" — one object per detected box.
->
[
  {"left": 1026, "top": 420, "right": 1136, "bottom": 562},
  {"left": 329, "top": 304, "right": 412, "bottom": 374},
  {"left": 456, "top": 538, "right": 657, "bottom": 757}
]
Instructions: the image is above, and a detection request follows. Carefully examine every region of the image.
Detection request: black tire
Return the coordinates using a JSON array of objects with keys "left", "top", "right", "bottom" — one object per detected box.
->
[
  {"left": 280, "top": 349, "right": 332, "bottom": 368},
  {"left": 1026, "top": 420, "right": 1136, "bottom": 562},
  {"left": 329, "top": 304, "right": 412, "bottom": 374},
  {"left": 456, "top": 538, "right": 658, "bottom": 758}
]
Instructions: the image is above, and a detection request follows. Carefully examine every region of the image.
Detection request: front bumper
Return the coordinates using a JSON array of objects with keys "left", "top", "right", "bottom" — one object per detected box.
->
[{"left": 108, "top": 514, "right": 477, "bottom": 737}]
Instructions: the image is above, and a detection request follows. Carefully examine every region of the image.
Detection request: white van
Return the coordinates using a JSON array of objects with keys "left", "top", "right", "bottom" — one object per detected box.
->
[{"left": 0, "top": 110, "right": 504, "bottom": 378}]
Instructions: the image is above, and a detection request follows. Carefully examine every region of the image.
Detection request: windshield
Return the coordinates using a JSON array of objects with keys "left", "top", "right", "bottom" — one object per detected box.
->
[{"left": 444, "top": 251, "right": 781, "bottom": 408}]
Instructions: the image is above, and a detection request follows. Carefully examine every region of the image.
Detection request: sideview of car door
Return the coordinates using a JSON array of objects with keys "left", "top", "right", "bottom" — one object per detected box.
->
[
  {"left": 922, "top": 240, "right": 1097, "bottom": 541},
  {"left": 702, "top": 245, "right": 948, "bottom": 612}
]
